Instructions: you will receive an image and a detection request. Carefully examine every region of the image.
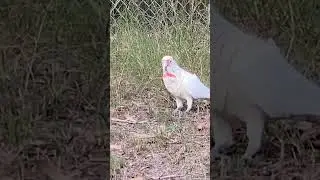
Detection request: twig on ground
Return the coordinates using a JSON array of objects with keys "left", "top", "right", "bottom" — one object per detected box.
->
[{"left": 111, "top": 117, "right": 147, "bottom": 124}]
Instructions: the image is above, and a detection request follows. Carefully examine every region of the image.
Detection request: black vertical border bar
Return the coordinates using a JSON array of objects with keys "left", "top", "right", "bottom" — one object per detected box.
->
[
  {"left": 106, "top": 0, "right": 111, "bottom": 179},
  {"left": 209, "top": 0, "right": 215, "bottom": 177}
]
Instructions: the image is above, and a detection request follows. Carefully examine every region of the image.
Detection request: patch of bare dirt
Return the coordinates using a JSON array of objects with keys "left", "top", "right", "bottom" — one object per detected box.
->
[{"left": 110, "top": 93, "right": 210, "bottom": 179}]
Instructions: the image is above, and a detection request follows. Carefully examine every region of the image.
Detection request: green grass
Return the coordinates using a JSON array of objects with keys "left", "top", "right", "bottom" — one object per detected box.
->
[
  {"left": 110, "top": 4, "right": 210, "bottom": 179},
  {"left": 0, "top": 0, "right": 108, "bottom": 179},
  {"left": 215, "top": 0, "right": 320, "bottom": 80},
  {"left": 110, "top": 15, "right": 209, "bottom": 107}
]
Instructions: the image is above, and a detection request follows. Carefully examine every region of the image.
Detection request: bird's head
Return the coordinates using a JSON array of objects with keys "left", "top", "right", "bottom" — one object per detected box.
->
[{"left": 161, "top": 55, "right": 179, "bottom": 73}]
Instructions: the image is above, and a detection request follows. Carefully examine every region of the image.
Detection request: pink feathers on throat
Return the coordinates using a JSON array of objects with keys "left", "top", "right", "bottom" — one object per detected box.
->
[{"left": 162, "top": 72, "right": 176, "bottom": 78}]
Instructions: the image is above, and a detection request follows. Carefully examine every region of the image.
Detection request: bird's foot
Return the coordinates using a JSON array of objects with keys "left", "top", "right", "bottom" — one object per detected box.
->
[
  {"left": 239, "top": 153, "right": 261, "bottom": 167},
  {"left": 239, "top": 155, "right": 253, "bottom": 166},
  {"left": 184, "top": 107, "right": 192, "bottom": 114},
  {"left": 172, "top": 109, "right": 183, "bottom": 118},
  {"left": 211, "top": 147, "right": 232, "bottom": 164},
  {"left": 212, "top": 145, "right": 234, "bottom": 160},
  {"left": 211, "top": 148, "right": 224, "bottom": 160}
]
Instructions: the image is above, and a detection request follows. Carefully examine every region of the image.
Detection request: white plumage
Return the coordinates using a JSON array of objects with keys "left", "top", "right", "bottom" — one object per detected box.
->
[{"left": 161, "top": 55, "right": 210, "bottom": 113}]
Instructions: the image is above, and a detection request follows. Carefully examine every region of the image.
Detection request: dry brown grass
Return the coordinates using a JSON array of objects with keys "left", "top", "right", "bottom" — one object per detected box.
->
[
  {"left": 0, "top": 0, "right": 108, "bottom": 179},
  {"left": 211, "top": 120, "right": 320, "bottom": 179},
  {"left": 110, "top": 92, "right": 210, "bottom": 179}
]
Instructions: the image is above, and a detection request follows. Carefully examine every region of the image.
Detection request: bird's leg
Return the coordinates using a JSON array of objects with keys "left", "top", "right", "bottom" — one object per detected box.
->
[
  {"left": 185, "top": 96, "right": 193, "bottom": 112},
  {"left": 173, "top": 97, "right": 183, "bottom": 115},
  {"left": 212, "top": 114, "right": 234, "bottom": 159},
  {"left": 241, "top": 106, "right": 265, "bottom": 162}
]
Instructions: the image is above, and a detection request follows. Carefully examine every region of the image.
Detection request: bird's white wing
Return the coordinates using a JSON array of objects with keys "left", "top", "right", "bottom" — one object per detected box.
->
[{"left": 181, "top": 70, "right": 210, "bottom": 99}]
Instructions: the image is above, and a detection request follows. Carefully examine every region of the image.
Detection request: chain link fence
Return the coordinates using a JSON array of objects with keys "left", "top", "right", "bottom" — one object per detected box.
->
[{"left": 110, "top": 0, "right": 210, "bottom": 32}]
